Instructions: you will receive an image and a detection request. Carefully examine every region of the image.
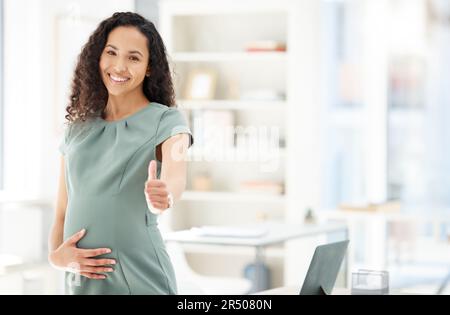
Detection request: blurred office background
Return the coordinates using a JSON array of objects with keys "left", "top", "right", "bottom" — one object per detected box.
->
[{"left": 0, "top": 0, "right": 449, "bottom": 294}]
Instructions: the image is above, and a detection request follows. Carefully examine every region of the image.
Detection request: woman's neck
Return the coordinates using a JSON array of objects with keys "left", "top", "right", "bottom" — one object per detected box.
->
[{"left": 104, "top": 92, "right": 150, "bottom": 121}]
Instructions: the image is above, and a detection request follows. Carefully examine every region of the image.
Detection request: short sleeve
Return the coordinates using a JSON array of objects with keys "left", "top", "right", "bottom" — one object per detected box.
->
[
  {"left": 58, "top": 123, "right": 72, "bottom": 155},
  {"left": 155, "top": 108, "right": 194, "bottom": 148}
]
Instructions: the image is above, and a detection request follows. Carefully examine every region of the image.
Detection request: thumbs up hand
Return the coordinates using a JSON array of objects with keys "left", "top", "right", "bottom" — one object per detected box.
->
[{"left": 145, "top": 160, "right": 172, "bottom": 214}]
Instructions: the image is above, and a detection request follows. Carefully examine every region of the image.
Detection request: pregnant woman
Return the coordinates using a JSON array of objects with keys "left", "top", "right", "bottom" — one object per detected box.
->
[{"left": 48, "top": 12, "right": 193, "bottom": 295}]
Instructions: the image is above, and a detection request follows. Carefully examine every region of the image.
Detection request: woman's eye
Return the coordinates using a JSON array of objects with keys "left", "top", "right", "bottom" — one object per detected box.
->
[
  {"left": 130, "top": 56, "right": 140, "bottom": 62},
  {"left": 106, "top": 50, "right": 116, "bottom": 56}
]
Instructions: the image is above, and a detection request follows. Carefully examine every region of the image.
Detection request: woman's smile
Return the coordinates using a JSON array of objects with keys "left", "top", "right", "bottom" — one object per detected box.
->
[{"left": 108, "top": 73, "right": 131, "bottom": 84}]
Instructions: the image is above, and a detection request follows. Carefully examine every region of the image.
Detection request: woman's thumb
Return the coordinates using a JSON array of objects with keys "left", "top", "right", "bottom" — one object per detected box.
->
[{"left": 147, "top": 160, "right": 157, "bottom": 181}]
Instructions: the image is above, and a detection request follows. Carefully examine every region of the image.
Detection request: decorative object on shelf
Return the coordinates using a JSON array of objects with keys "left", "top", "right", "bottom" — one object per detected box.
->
[
  {"left": 351, "top": 270, "right": 389, "bottom": 295},
  {"left": 226, "top": 76, "right": 241, "bottom": 100},
  {"left": 339, "top": 62, "right": 362, "bottom": 107},
  {"left": 184, "top": 68, "right": 217, "bottom": 100},
  {"left": 339, "top": 200, "right": 401, "bottom": 213},
  {"left": 244, "top": 40, "right": 286, "bottom": 52},
  {"left": 278, "top": 137, "right": 286, "bottom": 149},
  {"left": 388, "top": 56, "right": 425, "bottom": 109},
  {"left": 192, "top": 172, "right": 213, "bottom": 191},
  {"left": 255, "top": 211, "right": 269, "bottom": 222},
  {"left": 304, "top": 207, "right": 317, "bottom": 224},
  {"left": 239, "top": 180, "right": 284, "bottom": 195},
  {"left": 427, "top": 0, "right": 450, "bottom": 24}
]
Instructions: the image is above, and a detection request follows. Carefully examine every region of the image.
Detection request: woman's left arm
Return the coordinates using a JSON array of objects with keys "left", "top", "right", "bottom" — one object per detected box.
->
[
  {"left": 160, "top": 133, "right": 190, "bottom": 201},
  {"left": 145, "top": 133, "right": 190, "bottom": 211}
]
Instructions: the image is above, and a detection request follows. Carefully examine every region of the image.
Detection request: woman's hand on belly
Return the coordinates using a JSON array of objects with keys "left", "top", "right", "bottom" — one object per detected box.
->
[{"left": 49, "top": 229, "right": 116, "bottom": 280}]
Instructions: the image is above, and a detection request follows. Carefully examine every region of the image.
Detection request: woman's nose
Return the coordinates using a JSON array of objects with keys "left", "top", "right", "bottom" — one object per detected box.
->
[{"left": 113, "top": 59, "right": 127, "bottom": 73}]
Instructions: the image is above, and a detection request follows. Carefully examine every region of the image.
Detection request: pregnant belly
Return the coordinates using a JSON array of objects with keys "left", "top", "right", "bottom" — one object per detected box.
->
[{"left": 64, "top": 195, "right": 147, "bottom": 251}]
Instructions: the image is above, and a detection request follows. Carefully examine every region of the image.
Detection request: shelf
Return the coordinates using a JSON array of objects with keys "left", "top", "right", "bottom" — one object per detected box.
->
[
  {"left": 328, "top": 107, "right": 425, "bottom": 129},
  {"left": 171, "top": 51, "right": 287, "bottom": 63},
  {"left": 181, "top": 191, "right": 286, "bottom": 203},
  {"left": 179, "top": 243, "right": 286, "bottom": 258},
  {"left": 188, "top": 147, "right": 286, "bottom": 162},
  {"left": 178, "top": 100, "right": 287, "bottom": 111},
  {"left": 389, "top": 108, "right": 424, "bottom": 127}
]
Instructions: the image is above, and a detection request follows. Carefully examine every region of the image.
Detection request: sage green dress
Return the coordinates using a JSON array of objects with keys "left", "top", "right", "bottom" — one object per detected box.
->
[{"left": 59, "top": 102, "right": 193, "bottom": 295}]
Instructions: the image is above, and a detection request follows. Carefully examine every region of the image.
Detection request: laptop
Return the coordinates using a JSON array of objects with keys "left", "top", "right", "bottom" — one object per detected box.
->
[{"left": 299, "top": 240, "right": 350, "bottom": 295}]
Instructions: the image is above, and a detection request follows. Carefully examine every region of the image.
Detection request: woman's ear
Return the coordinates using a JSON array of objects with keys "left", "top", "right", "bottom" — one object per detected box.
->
[{"left": 146, "top": 68, "right": 151, "bottom": 77}]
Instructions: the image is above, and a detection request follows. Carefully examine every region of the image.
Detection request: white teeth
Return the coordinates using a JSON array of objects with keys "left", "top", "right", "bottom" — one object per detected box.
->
[{"left": 109, "top": 74, "right": 130, "bottom": 82}]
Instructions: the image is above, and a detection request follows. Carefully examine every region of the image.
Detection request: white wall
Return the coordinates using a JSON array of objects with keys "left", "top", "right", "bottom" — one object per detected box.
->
[
  {"left": 135, "top": 0, "right": 159, "bottom": 26},
  {"left": 3, "top": 0, "right": 134, "bottom": 203},
  {"left": 3, "top": 0, "right": 43, "bottom": 199}
]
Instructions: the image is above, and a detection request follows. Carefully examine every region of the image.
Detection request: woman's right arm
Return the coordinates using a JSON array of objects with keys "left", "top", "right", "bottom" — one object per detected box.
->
[
  {"left": 48, "top": 156, "right": 116, "bottom": 280},
  {"left": 48, "top": 156, "right": 68, "bottom": 256}
]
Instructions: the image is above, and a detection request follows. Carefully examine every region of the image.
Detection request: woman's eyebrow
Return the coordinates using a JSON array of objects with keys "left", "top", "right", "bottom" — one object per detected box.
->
[
  {"left": 129, "top": 50, "right": 143, "bottom": 57},
  {"left": 105, "top": 44, "right": 143, "bottom": 57}
]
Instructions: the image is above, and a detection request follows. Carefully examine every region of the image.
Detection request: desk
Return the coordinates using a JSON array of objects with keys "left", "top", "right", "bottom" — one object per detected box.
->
[
  {"left": 164, "top": 221, "right": 349, "bottom": 293},
  {"left": 318, "top": 210, "right": 450, "bottom": 289},
  {"left": 254, "top": 286, "right": 416, "bottom": 295}
]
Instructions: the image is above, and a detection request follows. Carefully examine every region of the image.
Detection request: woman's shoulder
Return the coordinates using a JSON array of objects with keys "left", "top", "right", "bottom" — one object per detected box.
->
[
  {"left": 59, "top": 117, "right": 98, "bottom": 154},
  {"left": 152, "top": 103, "right": 193, "bottom": 146},
  {"left": 117, "top": 102, "right": 191, "bottom": 145},
  {"left": 143, "top": 102, "right": 187, "bottom": 127},
  {"left": 150, "top": 102, "right": 180, "bottom": 115}
]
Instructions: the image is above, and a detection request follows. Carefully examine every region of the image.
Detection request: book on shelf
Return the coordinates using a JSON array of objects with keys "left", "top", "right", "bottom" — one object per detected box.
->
[
  {"left": 388, "top": 56, "right": 425, "bottom": 109},
  {"left": 191, "top": 173, "right": 213, "bottom": 191},
  {"left": 239, "top": 180, "right": 284, "bottom": 195},
  {"left": 244, "top": 40, "right": 287, "bottom": 52},
  {"left": 339, "top": 200, "right": 401, "bottom": 213}
]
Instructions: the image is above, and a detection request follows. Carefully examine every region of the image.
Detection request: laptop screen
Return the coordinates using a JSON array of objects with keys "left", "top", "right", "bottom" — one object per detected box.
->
[{"left": 299, "top": 240, "right": 350, "bottom": 295}]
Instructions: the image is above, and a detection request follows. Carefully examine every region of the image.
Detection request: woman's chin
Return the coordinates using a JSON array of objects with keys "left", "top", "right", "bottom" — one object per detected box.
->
[{"left": 105, "top": 86, "right": 131, "bottom": 96}]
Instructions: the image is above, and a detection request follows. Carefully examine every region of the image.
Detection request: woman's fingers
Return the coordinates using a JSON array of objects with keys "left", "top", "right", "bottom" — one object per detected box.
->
[
  {"left": 150, "top": 201, "right": 167, "bottom": 210},
  {"left": 80, "top": 272, "right": 106, "bottom": 280},
  {"left": 83, "top": 258, "right": 116, "bottom": 266},
  {"left": 146, "top": 193, "right": 169, "bottom": 207},
  {"left": 79, "top": 266, "right": 114, "bottom": 273},
  {"left": 67, "top": 229, "right": 86, "bottom": 245},
  {"left": 146, "top": 191, "right": 169, "bottom": 198},
  {"left": 148, "top": 196, "right": 168, "bottom": 204},
  {"left": 145, "top": 179, "right": 166, "bottom": 188},
  {"left": 145, "top": 187, "right": 168, "bottom": 196},
  {"left": 79, "top": 248, "right": 112, "bottom": 258}
]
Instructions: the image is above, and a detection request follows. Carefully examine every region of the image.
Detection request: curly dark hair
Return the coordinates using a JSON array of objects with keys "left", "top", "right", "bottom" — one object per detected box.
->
[{"left": 65, "top": 12, "right": 175, "bottom": 123}]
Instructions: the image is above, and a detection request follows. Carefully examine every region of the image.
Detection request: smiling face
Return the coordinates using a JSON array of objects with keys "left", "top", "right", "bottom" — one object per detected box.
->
[{"left": 99, "top": 26, "right": 150, "bottom": 97}]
